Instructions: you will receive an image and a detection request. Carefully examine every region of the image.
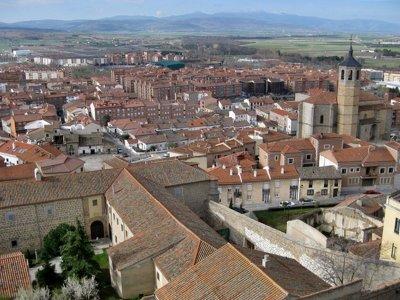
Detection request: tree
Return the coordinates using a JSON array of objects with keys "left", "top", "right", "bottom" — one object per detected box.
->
[
  {"left": 61, "top": 221, "right": 99, "bottom": 279},
  {"left": 41, "top": 224, "right": 76, "bottom": 261},
  {"left": 54, "top": 277, "right": 99, "bottom": 300},
  {"left": 16, "top": 287, "right": 50, "bottom": 300},
  {"left": 36, "top": 262, "right": 63, "bottom": 290},
  {"left": 100, "top": 115, "right": 111, "bottom": 127}
]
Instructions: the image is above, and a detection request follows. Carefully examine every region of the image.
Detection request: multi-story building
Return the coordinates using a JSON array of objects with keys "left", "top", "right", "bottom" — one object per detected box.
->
[
  {"left": 380, "top": 193, "right": 400, "bottom": 263},
  {"left": 298, "top": 166, "right": 342, "bottom": 201},
  {"left": 208, "top": 164, "right": 299, "bottom": 210},
  {"left": 319, "top": 146, "right": 396, "bottom": 194}
]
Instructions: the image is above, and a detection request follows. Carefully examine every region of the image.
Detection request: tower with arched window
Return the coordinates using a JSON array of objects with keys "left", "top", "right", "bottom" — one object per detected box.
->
[{"left": 337, "top": 42, "right": 361, "bottom": 137}]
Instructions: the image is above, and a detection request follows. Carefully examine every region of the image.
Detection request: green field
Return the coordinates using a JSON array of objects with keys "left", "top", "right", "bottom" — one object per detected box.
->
[
  {"left": 254, "top": 207, "right": 319, "bottom": 232},
  {"left": 243, "top": 36, "right": 400, "bottom": 69},
  {"left": 242, "top": 37, "right": 366, "bottom": 56}
]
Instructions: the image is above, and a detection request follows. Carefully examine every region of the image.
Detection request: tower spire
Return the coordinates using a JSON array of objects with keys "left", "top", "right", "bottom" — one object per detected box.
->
[{"left": 349, "top": 35, "right": 354, "bottom": 56}]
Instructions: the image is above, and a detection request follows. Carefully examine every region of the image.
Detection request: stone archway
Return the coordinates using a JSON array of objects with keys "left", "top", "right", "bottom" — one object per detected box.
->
[{"left": 90, "top": 221, "right": 104, "bottom": 240}]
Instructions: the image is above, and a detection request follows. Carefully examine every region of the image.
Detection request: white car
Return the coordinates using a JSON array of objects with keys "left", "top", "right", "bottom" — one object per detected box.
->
[{"left": 279, "top": 201, "right": 295, "bottom": 207}]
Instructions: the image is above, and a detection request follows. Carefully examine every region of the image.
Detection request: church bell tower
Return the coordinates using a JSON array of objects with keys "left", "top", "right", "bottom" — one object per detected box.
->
[{"left": 337, "top": 40, "right": 361, "bottom": 137}]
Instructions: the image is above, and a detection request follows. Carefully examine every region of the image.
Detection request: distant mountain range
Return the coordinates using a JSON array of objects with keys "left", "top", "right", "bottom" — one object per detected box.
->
[{"left": 0, "top": 12, "right": 399, "bottom": 35}]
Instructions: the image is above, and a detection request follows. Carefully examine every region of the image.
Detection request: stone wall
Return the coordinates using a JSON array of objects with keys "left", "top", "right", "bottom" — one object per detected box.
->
[
  {"left": 287, "top": 219, "right": 328, "bottom": 248},
  {"left": 207, "top": 201, "right": 400, "bottom": 290},
  {"left": 0, "top": 198, "right": 85, "bottom": 253},
  {"left": 167, "top": 180, "right": 218, "bottom": 219}
]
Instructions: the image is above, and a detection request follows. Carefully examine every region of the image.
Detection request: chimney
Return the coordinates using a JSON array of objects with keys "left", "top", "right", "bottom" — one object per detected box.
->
[
  {"left": 229, "top": 169, "right": 233, "bottom": 176},
  {"left": 262, "top": 254, "right": 269, "bottom": 267},
  {"left": 222, "top": 164, "right": 226, "bottom": 169},
  {"left": 12, "top": 142, "right": 16, "bottom": 150},
  {"left": 237, "top": 165, "right": 242, "bottom": 175},
  {"left": 281, "top": 167, "right": 285, "bottom": 174},
  {"left": 253, "top": 169, "right": 257, "bottom": 177},
  {"left": 34, "top": 168, "right": 42, "bottom": 181}
]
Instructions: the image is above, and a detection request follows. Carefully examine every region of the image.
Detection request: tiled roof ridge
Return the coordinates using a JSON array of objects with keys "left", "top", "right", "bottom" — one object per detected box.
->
[
  {"left": 224, "top": 245, "right": 288, "bottom": 299},
  {"left": 121, "top": 169, "right": 222, "bottom": 248}
]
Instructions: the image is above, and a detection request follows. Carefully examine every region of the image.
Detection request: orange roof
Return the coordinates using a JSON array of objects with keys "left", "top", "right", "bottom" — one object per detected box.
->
[
  {"left": 0, "top": 163, "right": 35, "bottom": 182},
  {"left": 321, "top": 146, "right": 395, "bottom": 165},
  {"left": 0, "top": 252, "right": 31, "bottom": 298},
  {"left": 155, "top": 244, "right": 288, "bottom": 300},
  {"left": 305, "top": 89, "right": 337, "bottom": 105},
  {"left": 260, "top": 138, "right": 314, "bottom": 153},
  {"left": 0, "top": 140, "right": 55, "bottom": 163}
]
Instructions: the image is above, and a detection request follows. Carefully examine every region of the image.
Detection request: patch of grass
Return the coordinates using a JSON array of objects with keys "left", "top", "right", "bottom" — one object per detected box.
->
[
  {"left": 94, "top": 250, "right": 109, "bottom": 269},
  {"left": 254, "top": 207, "right": 318, "bottom": 232}
]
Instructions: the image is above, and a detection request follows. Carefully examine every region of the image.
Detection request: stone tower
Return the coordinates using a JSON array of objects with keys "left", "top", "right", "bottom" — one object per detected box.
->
[{"left": 337, "top": 42, "right": 361, "bottom": 137}]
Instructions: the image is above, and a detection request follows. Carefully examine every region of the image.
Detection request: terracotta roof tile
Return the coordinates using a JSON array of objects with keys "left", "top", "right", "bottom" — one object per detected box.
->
[{"left": 0, "top": 252, "right": 31, "bottom": 298}]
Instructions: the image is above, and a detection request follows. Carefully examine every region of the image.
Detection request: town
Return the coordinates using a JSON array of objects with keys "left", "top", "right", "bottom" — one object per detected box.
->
[{"left": 1, "top": 1, "right": 400, "bottom": 300}]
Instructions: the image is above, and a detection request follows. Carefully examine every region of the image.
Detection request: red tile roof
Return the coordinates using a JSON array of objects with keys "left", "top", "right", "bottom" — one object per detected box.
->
[{"left": 0, "top": 252, "right": 31, "bottom": 298}]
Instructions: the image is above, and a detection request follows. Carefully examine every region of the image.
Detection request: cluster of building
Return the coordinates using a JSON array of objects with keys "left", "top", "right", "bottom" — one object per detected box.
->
[{"left": 1, "top": 45, "right": 400, "bottom": 299}]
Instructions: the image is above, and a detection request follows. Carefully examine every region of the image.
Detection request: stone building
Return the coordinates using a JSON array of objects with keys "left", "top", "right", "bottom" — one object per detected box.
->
[
  {"left": 0, "top": 169, "right": 120, "bottom": 253},
  {"left": 298, "top": 45, "right": 391, "bottom": 141}
]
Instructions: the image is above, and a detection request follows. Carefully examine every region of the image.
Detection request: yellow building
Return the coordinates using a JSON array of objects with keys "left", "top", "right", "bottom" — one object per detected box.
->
[{"left": 380, "top": 195, "right": 400, "bottom": 263}]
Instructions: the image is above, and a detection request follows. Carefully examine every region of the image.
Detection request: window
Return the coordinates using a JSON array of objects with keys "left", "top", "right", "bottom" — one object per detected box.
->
[
  {"left": 392, "top": 243, "right": 397, "bottom": 259},
  {"left": 121, "top": 224, "right": 124, "bottom": 232},
  {"left": 321, "top": 189, "right": 328, "bottom": 196},
  {"left": 46, "top": 206, "right": 54, "bottom": 216},
  {"left": 174, "top": 187, "right": 183, "bottom": 198},
  {"left": 114, "top": 235, "right": 117, "bottom": 243},
  {"left": 356, "top": 167, "right": 360, "bottom": 172},
  {"left": 319, "top": 115, "right": 324, "bottom": 124},
  {"left": 11, "top": 240, "right": 17, "bottom": 248},
  {"left": 356, "top": 70, "right": 360, "bottom": 80},
  {"left": 288, "top": 158, "right": 294, "bottom": 164},
  {"left": 394, "top": 218, "right": 400, "bottom": 234},
  {"left": 324, "top": 180, "right": 329, "bottom": 188},
  {"left": 380, "top": 167, "right": 385, "bottom": 174},
  {"left": 334, "top": 179, "right": 339, "bottom": 187},
  {"left": 156, "top": 272, "right": 160, "bottom": 281},
  {"left": 308, "top": 180, "right": 313, "bottom": 188},
  {"left": 307, "top": 189, "right": 314, "bottom": 196},
  {"left": 275, "top": 155, "right": 279, "bottom": 161},
  {"left": 306, "top": 154, "right": 312, "bottom": 160},
  {"left": 247, "top": 184, "right": 252, "bottom": 191},
  {"left": 350, "top": 168, "right": 354, "bottom": 173},
  {"left": 348, "top": 70, "right": 353, "bottom": 80},
  {"left": 6, "top": 212, "right": 15, "bottom": 222},
  {"left": 275, "top": 181, "right": 280, "bottom": 188},
  {"left": 389, "top": 167, "right": 395, "bottom": 174},
  {"left": 116, "top": 218, "right": 119, "bottom": 225},
  {"left": 341, "top": 168, "right": 347, "bottom": 174},
  {"left": 92, "top": 199, "right": 98, "bottom": 206},
  {"left": 324, "top": 144, "right": 331, "bottom": 150},
  {"left": 341, "top": 69, "right": 345, "bottom": 80}
]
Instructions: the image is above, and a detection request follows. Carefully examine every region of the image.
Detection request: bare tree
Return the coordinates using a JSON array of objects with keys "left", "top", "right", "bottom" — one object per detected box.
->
[{"left": 316, "top": 241, "right": 392, "bottom": 289}]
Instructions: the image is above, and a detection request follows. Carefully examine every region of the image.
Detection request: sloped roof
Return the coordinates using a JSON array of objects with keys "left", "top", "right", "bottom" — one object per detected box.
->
[
  {"left": 127, "top": 159, "right": 212, "bottom": 187},
  {"left": 0, "top": 252, "right": 31, "bottom": 298},
  {"left": 155, "top": 244, "right": 288, "bottom": 300},
  {"left": 0, "top": 168, "right": 121, "bottom": 208},
  {"left": 106, "top": 169, "right": 226, "bottom": 272}
]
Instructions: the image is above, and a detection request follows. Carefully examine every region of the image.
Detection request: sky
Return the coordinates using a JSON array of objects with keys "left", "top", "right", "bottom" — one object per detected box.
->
[{"left": 0, "top": 0, "right": 399, "bottom": 24}]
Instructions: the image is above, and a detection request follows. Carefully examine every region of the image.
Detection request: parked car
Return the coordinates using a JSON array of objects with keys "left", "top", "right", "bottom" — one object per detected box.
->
[
  {"left": 299, "top": 198, "right": 315, "bottom": 204},
  {"left": 279, "top": 201, "right": 295, "bottom": 207}
]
